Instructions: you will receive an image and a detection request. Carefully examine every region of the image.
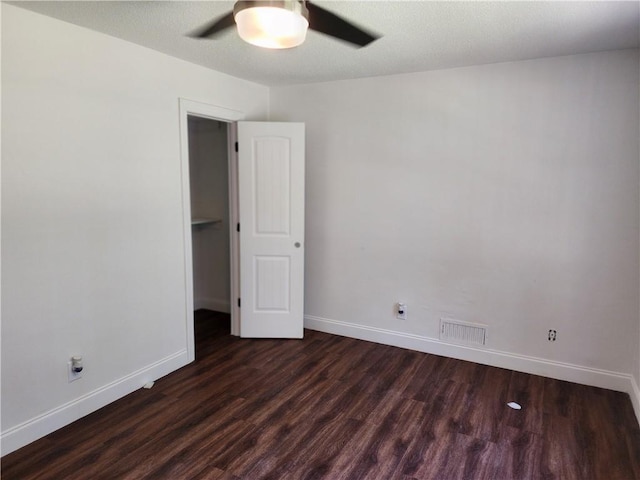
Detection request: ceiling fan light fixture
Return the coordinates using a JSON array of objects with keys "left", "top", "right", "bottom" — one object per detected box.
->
[{"left": 234, "top": 1, "right": 309, "bottom": 49}]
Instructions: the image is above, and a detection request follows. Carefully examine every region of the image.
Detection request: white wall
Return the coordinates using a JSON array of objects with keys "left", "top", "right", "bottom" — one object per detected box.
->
[
  {"left": 1, "top": 4, "right": 268, "bottom": 454},
  {"left": 271, "top": 50, "right": 640, "bottom": 397},
  {"left": 188, "top": 118, "right": 231, "bottom": 313}
]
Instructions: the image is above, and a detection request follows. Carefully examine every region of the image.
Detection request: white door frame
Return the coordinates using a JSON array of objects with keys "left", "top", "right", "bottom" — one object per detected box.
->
[{"left": 179, "top": 98, "right": 244, "bottom": 362}]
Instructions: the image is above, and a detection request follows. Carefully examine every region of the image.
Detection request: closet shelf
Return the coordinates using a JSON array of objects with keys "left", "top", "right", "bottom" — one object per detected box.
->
[{"left": 191, "top": 218, "right": 222, "bottom": 226}]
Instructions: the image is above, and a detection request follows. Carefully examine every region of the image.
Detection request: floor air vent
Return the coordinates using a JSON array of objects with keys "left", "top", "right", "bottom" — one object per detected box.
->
[{"left": 440, "top": 318, "right": 487, "bottom": 346}]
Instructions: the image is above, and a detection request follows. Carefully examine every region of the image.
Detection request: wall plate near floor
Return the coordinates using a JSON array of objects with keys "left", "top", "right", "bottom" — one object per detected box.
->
[
  {"left": 396, "top": 302, "right": 407, "bottom": 320},
  {"left": 68, "top": 361, "right": 83, "bottom": 382}
]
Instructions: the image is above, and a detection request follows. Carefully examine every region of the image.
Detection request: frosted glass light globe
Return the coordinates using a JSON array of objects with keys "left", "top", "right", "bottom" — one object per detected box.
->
[{"left": 235, "top": 6, "right": 309, "bottom": 49}]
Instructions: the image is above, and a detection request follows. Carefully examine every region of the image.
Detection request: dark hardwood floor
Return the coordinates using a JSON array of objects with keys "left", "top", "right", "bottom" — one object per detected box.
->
[{"left": 3, "top": 310, "right": 640, "bottom": 479}]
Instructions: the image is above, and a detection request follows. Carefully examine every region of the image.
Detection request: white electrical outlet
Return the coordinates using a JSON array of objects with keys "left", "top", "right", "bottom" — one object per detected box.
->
[
  {"left": 397, "top": 303, "right": 407, "bottom": 320},
  {"left": 68, "top": 360, "right": 83, "bottom": 382}
]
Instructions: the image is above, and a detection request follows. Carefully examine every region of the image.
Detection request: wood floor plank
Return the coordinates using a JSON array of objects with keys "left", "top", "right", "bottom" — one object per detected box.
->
[
  {"left": 493, "top": 427, "right": 543, "bottom": 479},
  {"left": 2, "top": 309, "right": 639, "bottom": 479},
  {"left": 504, "top": 370, "right": 546, "bottom": 435}
]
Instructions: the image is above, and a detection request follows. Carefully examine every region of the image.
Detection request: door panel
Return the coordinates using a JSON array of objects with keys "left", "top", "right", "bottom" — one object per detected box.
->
[
  {"left": 254, "top": 256, "right": 290, "bottom": 312},
  {"left": 253, "top": 139, "right": 291, "bottom": 235},
  {"left": 238, "top": 122, "right": 305, "bottom": 338}
]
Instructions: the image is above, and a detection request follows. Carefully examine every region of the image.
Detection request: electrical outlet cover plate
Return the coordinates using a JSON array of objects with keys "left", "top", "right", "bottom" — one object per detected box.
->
[
  {"left": 68, "top": 361, "right": 82, "bottom": 382},
  {"left": 397, "top": 303, "right": 407, "bottom": 320}
]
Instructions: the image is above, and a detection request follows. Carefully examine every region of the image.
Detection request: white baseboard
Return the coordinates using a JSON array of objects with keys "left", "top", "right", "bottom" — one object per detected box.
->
[
  {"left": 305, "top": 315, "right": 639, "bottom": 421},
  {"left": 1, "top": 349, "right": 190, "bottom": 456},
  {"left": 194, "top": 297, "right": 231, "bottom": 314}
]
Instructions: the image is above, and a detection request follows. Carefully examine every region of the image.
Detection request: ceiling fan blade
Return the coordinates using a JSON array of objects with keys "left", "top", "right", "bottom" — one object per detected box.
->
[
  {"left": 306, "top": 1, "right": 380, "bottom": 47},
  {"left": 188, "top": 11, "right": 235, "bottom": 39}
]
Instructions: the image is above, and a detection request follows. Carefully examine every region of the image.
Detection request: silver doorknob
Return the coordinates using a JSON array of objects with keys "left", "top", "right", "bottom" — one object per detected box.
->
[{"left": 294, "top": 242, "right": 301, "bottom": 248}]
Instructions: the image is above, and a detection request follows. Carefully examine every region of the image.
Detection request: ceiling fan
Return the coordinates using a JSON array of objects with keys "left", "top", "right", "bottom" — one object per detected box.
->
[{"left": 189, "top": 0, "right": 380, "bottom": 49}]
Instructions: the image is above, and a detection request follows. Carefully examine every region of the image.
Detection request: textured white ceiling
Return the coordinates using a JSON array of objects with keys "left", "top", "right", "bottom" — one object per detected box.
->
[{"left": 9, "top": 1, "right": 640, "bottom": 86}]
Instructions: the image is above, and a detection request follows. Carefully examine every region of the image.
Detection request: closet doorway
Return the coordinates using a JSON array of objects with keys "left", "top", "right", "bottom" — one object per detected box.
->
[{"left": 188, "top": 116, "right": 230, "bottom": 321}]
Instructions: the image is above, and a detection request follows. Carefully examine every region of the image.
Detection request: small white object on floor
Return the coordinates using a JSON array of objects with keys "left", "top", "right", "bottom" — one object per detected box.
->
[
  {"left": 507, "top": 401, "right": 522, "bottom": 410},
  {"left": 143, "top": 381, "right": 155, "bottom": 389}
]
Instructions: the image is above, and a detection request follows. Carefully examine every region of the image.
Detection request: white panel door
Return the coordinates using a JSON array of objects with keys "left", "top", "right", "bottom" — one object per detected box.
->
[{"left": 238, "top": 122, "right": 305, "bottom": 338}]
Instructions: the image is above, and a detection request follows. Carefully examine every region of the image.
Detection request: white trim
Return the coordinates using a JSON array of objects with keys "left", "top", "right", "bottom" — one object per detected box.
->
[
  {"left": 227, "top": 122, "right": 241, "bottom": 336},
  {"left": 305, "top": 315, "right": 637, "bottom": 397},
  {"left": 178, "top": 99, "right": 245, "bottom": 361},
  {"left": 194, "top": 297, "right": 231, "bottom": 314},
  {"left": 1, "top": 350, "right": 188, "bottom": 456},
  {"left": 630, "top": 376, "right": 640, "bottom": 425}
]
